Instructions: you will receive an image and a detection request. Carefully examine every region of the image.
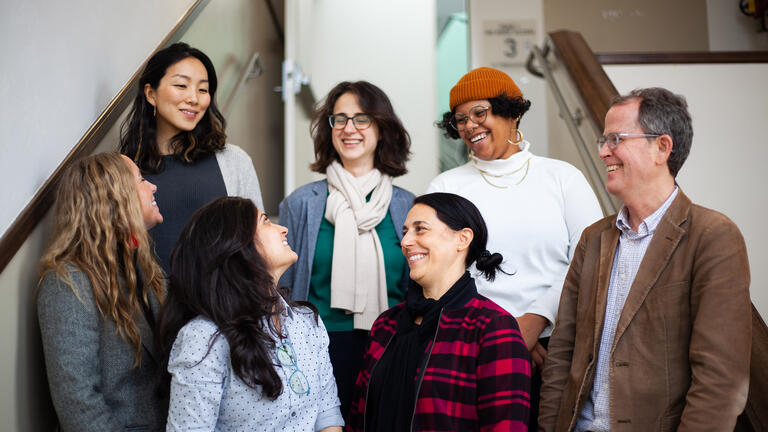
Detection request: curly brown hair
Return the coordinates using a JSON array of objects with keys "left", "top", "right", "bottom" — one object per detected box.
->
[{"left": 310, "top": 81, "right": 410, "bottom": 176}]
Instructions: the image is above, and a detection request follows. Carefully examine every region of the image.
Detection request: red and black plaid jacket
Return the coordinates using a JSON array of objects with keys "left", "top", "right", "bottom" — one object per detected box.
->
[{"left": 347, "top": 280, "right": 531, "bottom": 431}]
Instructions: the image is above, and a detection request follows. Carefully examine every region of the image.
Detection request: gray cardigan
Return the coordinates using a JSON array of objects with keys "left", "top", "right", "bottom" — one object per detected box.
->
[
  {"left": 278, "top": 179, "right": 414, "bottom": 302},
  {"left": 37, "top": 267, "right": 167, "bottom": 432},
  {"left": 216, "top": 143, "right": 264, "bottom": 211}
]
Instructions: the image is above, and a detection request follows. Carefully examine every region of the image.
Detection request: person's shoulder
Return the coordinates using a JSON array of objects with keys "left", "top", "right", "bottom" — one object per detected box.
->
[
  {"left": 283, "top": 180, "right": 327, "bottom": 203},
  {"left": 688, "top": 202, "right": 744, "bottom": 238},
  {"left": 371, "top": 303, "right": 404, "bottom": 331},
  {"left": 532, "top": 153, "right": 585, "bottom": 177},
  {"left": 465, "top": 294, "right": 514, "bottom": 320},
  {"left": 174, "top": 317, "right": 227, "bottom": 353},
  {"left": 219, "top": 143, "right": 247, "bottom": 156},
  {"left": 426, "top": 163, "right": 475, "bottom": 191},
  {"left": 392, "top": 185, "right": 415, "bottom": 200},
  {"left": 38, "top": 265, "right": 93, "bottom": 303}
]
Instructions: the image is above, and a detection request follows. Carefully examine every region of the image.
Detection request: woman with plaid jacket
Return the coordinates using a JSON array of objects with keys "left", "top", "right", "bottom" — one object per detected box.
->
[{"left": 347, "top": 192, "right": 531, "bottom": 432}]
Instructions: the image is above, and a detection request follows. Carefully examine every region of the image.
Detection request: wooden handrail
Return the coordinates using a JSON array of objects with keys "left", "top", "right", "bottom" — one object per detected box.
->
[
  {"left": 596, "top": 51, "right": 768, "bottom": 65},
  {"left": 546, "top": 29, "right": 768, "bottom": 432},
  {"left": 548, "top": 30, "right": 619, "bottom": 132},
  {"left": 0, "top": 0, "right": 210, "bottom": 274}
]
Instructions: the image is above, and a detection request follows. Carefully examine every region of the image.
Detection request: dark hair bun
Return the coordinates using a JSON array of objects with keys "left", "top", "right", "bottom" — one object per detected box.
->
[{"left": 475, "top": 251, "right": 504, "bottom": 282}]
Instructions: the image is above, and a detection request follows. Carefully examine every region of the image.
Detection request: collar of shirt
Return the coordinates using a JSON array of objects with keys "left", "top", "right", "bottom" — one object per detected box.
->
[{"left": 616, "top": 187, "right": 679, "bottom": 238}]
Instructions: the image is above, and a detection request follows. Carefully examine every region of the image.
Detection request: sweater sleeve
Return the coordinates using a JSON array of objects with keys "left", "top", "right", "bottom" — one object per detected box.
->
[
  {"left": 476, "top": 313, "right": 532, "bottom": 431},
  {"left": 218, "top": 144, "right": 265, "bottom": 211},
  {"left": 527, "top": 168, "right": 602, "bottom": 325},
  {"left": 37, "top": 271, "right": 123, "bottom": 432}
]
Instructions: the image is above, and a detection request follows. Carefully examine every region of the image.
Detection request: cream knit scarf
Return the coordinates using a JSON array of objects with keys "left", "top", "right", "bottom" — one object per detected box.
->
[{"left": 325, "top": 161, "right": 393, "bottom": 330}]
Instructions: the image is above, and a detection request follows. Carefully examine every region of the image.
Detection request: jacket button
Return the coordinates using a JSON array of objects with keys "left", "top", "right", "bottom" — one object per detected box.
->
[{"left": 588, "top": 353, "right": 594, "bottom": 362}]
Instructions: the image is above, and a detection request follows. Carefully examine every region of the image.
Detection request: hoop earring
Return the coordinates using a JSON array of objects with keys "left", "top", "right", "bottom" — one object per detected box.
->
[{"left": 506, "top": 129, "right": 523, "bottom": 145}]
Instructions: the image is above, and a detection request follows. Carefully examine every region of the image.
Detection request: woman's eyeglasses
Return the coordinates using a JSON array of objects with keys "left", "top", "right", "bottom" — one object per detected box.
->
[
  {"left": 276, "top": 340, "right": 310, "bottom": 395},
  {"left": 328, "top": 113, "right": 374, "bottom": 130},
  {"left": 450, "top": 105, "right": 490, "bottom": 132}
]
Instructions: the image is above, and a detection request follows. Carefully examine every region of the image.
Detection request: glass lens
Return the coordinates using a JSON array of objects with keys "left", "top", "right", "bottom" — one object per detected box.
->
[
  {"left": 329, "top": 114, "right": 347, "bottom": 129},
  {"left": 289, "top": 370, "right": 310, "bottom": 394},
  {"left": 352, "top": 114, "right": 372, "bottom": 129},
  {"left": 277, "top": 343, "right": 296, "bottom": 366},
  {"left": 469, "top": 106, "right": 488, "bottom": 125},
  {"left": 451, "top": 115, "right": 467, "bottom": 131}
]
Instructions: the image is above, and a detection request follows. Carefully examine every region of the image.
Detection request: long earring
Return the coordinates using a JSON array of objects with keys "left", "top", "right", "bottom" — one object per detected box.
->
[{"left": 153, "top": 105, "right": 157, "bottom": 117}]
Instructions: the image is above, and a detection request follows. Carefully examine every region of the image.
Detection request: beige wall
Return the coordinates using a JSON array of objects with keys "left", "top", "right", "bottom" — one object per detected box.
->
[
  {"left": 543, "top": 0, "right": 709, "bottom": 52},
  {"left": 604, "top": 63, "right": 768, "bottom": 318},
  {"left": 285, "top": 0, "right": 438, "bottom": 196},
  {"left": 0, "top": 1, "right": 284, "bottom": 429}
]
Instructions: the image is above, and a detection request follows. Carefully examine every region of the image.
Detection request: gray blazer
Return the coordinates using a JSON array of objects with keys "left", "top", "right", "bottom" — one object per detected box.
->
[
  {"left": 37, "top": 266, "right": 167, "bottom": 432},
  {"left": 278, "top": 179, "right": 415, "bottom": 302}
]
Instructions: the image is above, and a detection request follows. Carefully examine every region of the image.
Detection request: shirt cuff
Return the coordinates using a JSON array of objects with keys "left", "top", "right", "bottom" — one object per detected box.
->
[{"left": 314, "top": 407, "right": 344, "bottom": 431}]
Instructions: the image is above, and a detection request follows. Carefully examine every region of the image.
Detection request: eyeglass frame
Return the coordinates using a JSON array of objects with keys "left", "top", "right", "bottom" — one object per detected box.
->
[
  {"left": 276, "top": 340, "right": 311, "bottom": 395},
  {"left": 596, "top": 133, "right": 662, "bottom": 153},
  {"left": 328, "top": 113, "right": 374, "bottom": 130},
  {"left": 449, "top": 104, "right": 491, "bottom": 132}
]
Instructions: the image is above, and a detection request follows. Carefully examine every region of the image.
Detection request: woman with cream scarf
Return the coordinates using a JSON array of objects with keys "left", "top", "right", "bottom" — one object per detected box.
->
[{"left": 279, "top": 81, "right": 414, "bottom": 420}]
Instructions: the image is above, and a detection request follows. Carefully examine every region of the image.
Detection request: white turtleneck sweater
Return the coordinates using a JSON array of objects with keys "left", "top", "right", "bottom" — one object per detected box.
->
[{"left": 426, "top": 141, "right": 602, "bottom": 337}]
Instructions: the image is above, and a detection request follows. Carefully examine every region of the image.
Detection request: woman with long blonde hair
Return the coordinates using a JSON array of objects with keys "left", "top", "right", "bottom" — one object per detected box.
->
[{"left": 37, "top": 152, "right": 167, "bottom": 431}]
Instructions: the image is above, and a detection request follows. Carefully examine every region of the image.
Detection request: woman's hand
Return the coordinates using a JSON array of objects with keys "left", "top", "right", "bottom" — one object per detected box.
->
[{"left": 516, "top": 313, "right": 549, "bottom": 368}]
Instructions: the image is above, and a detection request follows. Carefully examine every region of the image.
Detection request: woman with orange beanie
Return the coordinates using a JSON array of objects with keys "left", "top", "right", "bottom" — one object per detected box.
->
[{"left": 429, "top": 67, "right": 602, "bottom": 428}]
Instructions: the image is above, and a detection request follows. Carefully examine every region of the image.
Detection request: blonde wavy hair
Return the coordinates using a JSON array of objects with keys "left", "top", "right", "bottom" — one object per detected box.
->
[{"left": 39, "top": 152, "right": 165, "bottom": 366}]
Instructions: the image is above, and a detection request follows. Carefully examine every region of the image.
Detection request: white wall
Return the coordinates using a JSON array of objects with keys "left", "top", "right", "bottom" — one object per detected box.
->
[
  {"left": 468, "top": 0, "right": 549, "bottom": 156},
  {"left": 286, "top": 0, "right": 438, "bottom": 196},
  {"left": 0, "top": 0, "right": 196, "bottom": 239},
  {"left": 706, "top": 0, "right": 768, "bottom": 51},
  {"left": 604, "top": 63, "right": 768, "bottom": 317}
]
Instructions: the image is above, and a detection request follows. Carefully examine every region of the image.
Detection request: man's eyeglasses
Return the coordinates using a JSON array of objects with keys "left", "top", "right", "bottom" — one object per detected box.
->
[
  {"left": 328, "top": 113, "right": 373, "bottom": 130},
  {"left": 597, "top": 133, "right": 661, "bottom": 152},
  {"left": 276, "top": 340, "right": 310, "bottom": 395},
  {"left": 449, "top": 105, "right": 490, "bottom": 132}
]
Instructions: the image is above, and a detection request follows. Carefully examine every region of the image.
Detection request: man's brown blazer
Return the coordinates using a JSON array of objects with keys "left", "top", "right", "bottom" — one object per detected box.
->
[{"left": 539, "top": 190, "right": 751, "bottom": 431}]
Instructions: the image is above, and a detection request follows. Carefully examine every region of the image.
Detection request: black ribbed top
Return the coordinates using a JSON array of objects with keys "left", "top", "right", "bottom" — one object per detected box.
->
[{"left": 144, "top": 153, "right": 227, "bottom": 273}]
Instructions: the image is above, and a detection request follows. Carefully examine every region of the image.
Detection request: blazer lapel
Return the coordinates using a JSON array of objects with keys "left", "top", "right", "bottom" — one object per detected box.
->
[
  {"left": 611, "top": 192, "right": 690, "bottom": 351},
  {"left": 135, "top": 264, "right": 158, "bottom": 362},
  {"left": 305, "top": 181, "right": 328, "bottom": 265}
]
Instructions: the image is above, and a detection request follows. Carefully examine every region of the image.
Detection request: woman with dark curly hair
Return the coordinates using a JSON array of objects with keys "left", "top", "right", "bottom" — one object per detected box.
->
[
  {"left": 157, "top": 197, "right": 342, "bottom": 431},
  {"left": 348, "top": 192, "right": 531, "bottom": 431},
  {"left": 120, "top": 42, "right": 263, "bottom": 272},
  {"left": 279, "top": 80, "right": 414, "bottom": 418},
  {"left": 429, "top": 67, "right": 602, "bottom": 429}
]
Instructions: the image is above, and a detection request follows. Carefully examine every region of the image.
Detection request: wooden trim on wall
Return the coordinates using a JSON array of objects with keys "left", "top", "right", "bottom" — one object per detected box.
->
[
  {"left": 548, "top": 30, "right": 619, "bottom": 132},
  {"left": 596, "top": 51, "right": 768, "bottom": 65},
  {"left": 0, "top": 0, "right": 210, "bottom": 274}
]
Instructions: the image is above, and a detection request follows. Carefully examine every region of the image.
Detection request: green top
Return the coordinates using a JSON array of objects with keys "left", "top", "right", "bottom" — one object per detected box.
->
[{"left": 308, "top": 208, "right": 407, "bottom": 332}]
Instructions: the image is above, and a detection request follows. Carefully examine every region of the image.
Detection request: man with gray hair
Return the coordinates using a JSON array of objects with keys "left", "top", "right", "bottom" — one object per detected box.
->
[{"left": 538, "top": 87, "right": 751, "bottom": 431}]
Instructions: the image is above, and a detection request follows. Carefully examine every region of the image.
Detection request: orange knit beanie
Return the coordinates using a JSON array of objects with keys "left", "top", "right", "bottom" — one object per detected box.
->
[{"left": 449, "top": 67, "right": 523, "bottom": 111}]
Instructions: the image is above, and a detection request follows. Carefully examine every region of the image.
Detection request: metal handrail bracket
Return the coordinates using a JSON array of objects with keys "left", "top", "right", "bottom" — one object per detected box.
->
[{"left": 531, "top": 43, "right": 617, "bottom": 215}]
